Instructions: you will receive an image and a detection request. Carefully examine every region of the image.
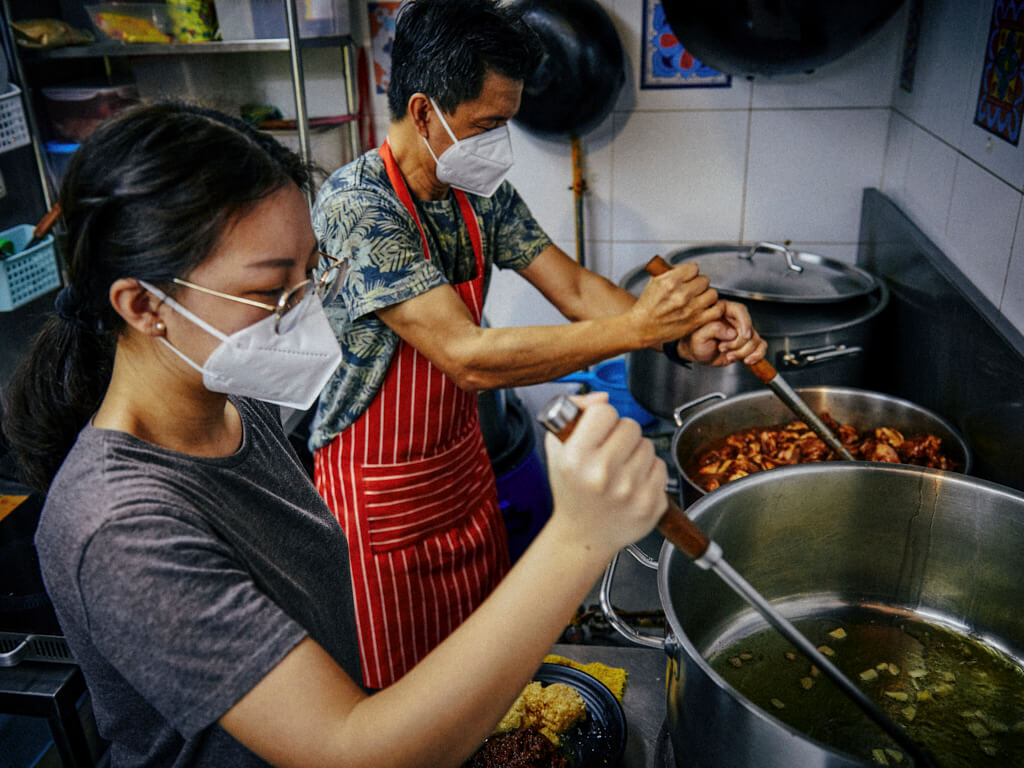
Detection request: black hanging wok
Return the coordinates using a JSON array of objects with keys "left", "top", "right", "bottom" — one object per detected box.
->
[
  {"left": 509, "top": 0, "right": 625, "bottom": 136},
  {"left": 659, "top": 0, "right": 906, "bottom": 78}
]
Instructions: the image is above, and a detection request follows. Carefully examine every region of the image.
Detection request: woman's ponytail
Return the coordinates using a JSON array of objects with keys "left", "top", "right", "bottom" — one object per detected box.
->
[{"left": 2, "top": 315, "right": 114, "bottom": 491}]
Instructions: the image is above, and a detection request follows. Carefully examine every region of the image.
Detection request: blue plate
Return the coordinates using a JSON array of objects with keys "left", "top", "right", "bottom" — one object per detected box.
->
[{"left": 533, "top": 662, "right": 627, "bottom": 767}]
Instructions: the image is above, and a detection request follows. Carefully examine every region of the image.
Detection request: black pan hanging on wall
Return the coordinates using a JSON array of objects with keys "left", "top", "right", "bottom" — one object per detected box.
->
[
  {"left": 659, "top": 0, "right": 906, "bottom": 78},
  {"left": 508, "top": 0, "right": 626, "bottom": 270},
  {"left": 508, "top": 0, "right": 625, "bottom": 137}
]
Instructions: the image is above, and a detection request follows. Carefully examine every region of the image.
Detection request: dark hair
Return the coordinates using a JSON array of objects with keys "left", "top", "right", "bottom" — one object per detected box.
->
[
  {"left": 1, "top": 102, "right": 312, "bottom": 492},
  {"left": 387, "top": 0, "right": 542, "bottom": 120}
]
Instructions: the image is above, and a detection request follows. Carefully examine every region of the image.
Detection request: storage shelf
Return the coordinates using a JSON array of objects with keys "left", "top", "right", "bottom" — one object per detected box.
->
[
  {"left": 21, "top": 35, "right": 352, "bottom": 60},
  {"left": 2, "top": 0, "right": 359, "bottom": 209}
]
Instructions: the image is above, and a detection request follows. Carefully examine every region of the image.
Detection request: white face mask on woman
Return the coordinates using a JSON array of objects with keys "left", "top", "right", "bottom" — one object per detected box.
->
[
  {"left": 422, "top": 97, "right": 514, "bottom": 198},
  {"left": 140, "top": 280, "right": 342, "bottom": 410}
]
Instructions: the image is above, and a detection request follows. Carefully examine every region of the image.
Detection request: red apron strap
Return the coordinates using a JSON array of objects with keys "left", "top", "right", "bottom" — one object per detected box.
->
[
  {"left": 379, "top": 140, "right": 485, "bottom": 283},
  {"left": 453, "top": 189, "right": 484, "bottom": 282},
  {"left": 381, "top": 139, "right": 431, "bottom": 262}
]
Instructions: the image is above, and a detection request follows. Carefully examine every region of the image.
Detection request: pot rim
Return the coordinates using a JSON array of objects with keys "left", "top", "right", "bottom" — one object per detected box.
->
[
  {"left": 746, "top": 280, "right": 889, "bottom": 339},
  {"left": 670, "top": 385, "right": 974, "bottom": 498},
  {"left": 656, "top": 462, "right": 1024, "bottom": 765}
]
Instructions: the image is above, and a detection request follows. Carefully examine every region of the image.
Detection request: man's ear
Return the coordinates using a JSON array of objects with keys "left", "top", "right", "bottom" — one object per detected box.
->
[
  {"left": 109, "top": 278, "right": 166, "bottom": 337},
  {"left": 408, "top": 92, "right": 433, "bottom": 138}
]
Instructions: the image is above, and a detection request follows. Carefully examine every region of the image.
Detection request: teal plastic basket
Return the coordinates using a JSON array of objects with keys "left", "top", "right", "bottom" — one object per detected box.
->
[
  {"left": 0, "top": 86, "right": 30, "bottom": 155},
  {"left": 0, "top": 224, "right": 61, "bottom": 311}
]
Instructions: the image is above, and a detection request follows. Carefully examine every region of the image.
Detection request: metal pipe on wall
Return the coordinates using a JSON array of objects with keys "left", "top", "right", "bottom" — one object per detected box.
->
[
  {"left": 570, "top": 132, "right": 586, "bottom": 269},
  {"left": 281, "top": 0, "right": 312, "bottom": 205},
  {"left": 342, "top": 39, "right": 360, "bottom": 160}
]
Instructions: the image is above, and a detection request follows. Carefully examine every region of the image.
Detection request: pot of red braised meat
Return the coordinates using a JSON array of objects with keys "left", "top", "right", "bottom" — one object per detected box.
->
[{"left": 670, "top": 386, "right": 971, "bottom": 505}]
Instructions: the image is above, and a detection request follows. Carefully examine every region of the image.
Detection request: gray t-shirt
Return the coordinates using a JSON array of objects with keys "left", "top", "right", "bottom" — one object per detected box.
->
[{"left": 35, "top": 398, "right": 360, "bottom": 767}]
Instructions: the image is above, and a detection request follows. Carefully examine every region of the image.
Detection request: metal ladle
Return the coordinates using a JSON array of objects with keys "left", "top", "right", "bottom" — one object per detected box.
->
[
  {"left": 644, "top": 254, "right": 857, "bottom": 461},
  {"left": 537, "top": 394, "right": 940, "bottom": 767}
]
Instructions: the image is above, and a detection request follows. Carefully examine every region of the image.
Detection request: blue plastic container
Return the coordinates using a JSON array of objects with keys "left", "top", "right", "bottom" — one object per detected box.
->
[
  {"left": 483, "top": 391, "right": 553, "bottom": 564},
  {"left": 555, "top": 357, "right": 656, "bottom": 426},
  {"left": 44, "top": 140, "right": 80, "bottom": 192}
]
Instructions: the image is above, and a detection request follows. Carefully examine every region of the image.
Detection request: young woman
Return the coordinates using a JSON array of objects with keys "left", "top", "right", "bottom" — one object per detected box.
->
[{"left": 1, "top": 103, "right": 668, "bottom": 768}]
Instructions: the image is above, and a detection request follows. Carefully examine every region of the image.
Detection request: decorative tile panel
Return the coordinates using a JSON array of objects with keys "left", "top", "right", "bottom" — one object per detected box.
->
[
  {"left": 640, "top": 0, "right": 730, "bottom": 89},
  {"left": 974, "top": 0, "right": 1024, "bottom": 145}
]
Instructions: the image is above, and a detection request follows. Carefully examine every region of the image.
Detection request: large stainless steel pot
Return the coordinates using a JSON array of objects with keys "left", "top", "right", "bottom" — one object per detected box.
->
[
  {"left": 671, "top": 386, "right": 971, "bottom": 505},
  {"left": 620, "top": 245, "right": 889, "bottom": 419},
  {"left": 602, "top": 463, "right": 1024, "bottom": 767}
]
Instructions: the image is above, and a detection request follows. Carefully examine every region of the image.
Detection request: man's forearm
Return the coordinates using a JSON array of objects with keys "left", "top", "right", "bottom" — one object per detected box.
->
[
  {"left": 546, "top": 266, "right": 637, "bottom": 323},
  {"left": 377, "top": 253, "right": 724, "bottom": 390},
  {"left": 434, "top": 314, "right": 648, "bottom": 390}
]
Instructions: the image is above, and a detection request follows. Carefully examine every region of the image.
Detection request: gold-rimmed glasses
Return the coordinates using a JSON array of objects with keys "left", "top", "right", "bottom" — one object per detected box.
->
[{"left": 171, "top": 253, "right": 346, "bottom": 334}]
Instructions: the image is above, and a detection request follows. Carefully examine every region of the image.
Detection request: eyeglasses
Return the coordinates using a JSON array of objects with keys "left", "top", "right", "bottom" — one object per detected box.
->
[{"left": 171, "top": 253, "right": 346, "bottom": 334}]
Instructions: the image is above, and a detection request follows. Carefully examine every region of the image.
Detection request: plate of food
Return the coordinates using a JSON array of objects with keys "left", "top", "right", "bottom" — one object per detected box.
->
[{"left": 462, "top": 662, "right": 627, "bottom": 767}]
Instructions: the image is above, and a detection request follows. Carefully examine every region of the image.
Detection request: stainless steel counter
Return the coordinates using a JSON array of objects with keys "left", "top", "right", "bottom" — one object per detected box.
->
[{"left": 549, "top": 642, "right": 669, "bottom": 768}]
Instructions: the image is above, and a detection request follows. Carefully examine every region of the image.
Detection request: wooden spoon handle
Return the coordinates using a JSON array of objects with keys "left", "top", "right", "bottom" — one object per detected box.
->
[
  {"left": 643, "top": 254, "right": 672, "bottom": 276},
  {"left": 746, "top": 357, "right": 777, "bottom": 382},
  {"left": 33, "top": 203, "right": 61, "bottom": 240},
  {"left": 653, "top": 502, "right": 711, "bottom": 560},
  {"left": 536, "top": 394, "right": 710, "bottom": 561}
]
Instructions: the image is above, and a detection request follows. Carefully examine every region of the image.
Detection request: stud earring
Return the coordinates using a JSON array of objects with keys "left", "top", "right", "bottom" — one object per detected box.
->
[{"left": 155, "top": 321, "right": 165, "bottom": 333}]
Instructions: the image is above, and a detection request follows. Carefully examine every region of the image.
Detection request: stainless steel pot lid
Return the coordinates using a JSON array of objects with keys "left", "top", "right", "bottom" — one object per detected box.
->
[
  {"left": 746, "top": 285, "right": 886, "bottom": 335},
  {"left": 664, "top": 242, "right": 879, "bottom": 303}
]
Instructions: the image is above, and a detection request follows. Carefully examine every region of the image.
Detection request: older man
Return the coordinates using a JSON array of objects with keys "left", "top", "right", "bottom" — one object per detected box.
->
[{"left": 310, "top": 0, "right": 765, "bottom": 688}]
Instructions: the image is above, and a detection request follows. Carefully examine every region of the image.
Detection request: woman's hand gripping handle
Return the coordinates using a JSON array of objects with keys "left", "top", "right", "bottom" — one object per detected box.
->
[{"left": 537, "top": 393, "right": 710, "bottom": 561}]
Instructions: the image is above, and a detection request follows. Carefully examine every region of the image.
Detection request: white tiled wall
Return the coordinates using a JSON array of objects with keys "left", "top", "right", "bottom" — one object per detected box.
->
[
  {"left": 493, "top": 0, "right": 912, "bottom": 342},
  {"left": 882, "top": 0, "right": 1024, "bottom": 337},
  {"left": 351, "top": 0, "right": 1024, "bottom": 414}
]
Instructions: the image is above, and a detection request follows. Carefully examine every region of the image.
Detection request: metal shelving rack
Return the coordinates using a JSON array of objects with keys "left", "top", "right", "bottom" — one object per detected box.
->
[{"left": 2, "top": 0, "right": 359, "bottom": 208}]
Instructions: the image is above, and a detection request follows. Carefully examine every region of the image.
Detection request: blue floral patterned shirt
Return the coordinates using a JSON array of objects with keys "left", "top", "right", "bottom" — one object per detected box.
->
[{"left": 308, "top": 148, "right": 552, "bottom": 451}]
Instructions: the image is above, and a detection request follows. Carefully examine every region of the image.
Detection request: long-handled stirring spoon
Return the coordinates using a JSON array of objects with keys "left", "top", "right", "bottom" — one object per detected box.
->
[{"left": 644, "top": 254, "right": 857, "bottom": 462}]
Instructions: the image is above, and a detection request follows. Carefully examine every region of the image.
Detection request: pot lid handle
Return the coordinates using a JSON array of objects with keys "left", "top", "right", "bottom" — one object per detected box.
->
[{"left": 742, "top": 241, "right": 804, "bottom": 273}]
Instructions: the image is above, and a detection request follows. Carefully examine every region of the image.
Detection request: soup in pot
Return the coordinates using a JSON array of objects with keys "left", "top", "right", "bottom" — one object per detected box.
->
[{"left": 708, "top": 607, "right": 1024, "bottom": 766}]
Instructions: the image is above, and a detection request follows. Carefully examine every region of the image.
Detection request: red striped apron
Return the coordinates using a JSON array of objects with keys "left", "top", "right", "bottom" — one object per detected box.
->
[{"left": 314, "top": 141, "right": 510, "bottom": 688}]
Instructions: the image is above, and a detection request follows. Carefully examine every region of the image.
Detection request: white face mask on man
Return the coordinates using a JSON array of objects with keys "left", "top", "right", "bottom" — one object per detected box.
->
[
  {"left": 139, "top": 280, "right": 342, "bottom": 411},
  {"left": 422, "top": 97, "right": 514, "bottom": 198}
]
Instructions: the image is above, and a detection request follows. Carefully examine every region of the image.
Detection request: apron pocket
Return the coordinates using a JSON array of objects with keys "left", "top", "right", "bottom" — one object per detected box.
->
[{"left": 361, "top": 430, "right": 492, "bottom": 554}]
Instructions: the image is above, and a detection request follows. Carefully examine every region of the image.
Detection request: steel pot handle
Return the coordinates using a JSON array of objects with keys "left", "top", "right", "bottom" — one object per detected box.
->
[
  {"left": 672, "top": 392, "right": 726, "bottom": 427},
  {"left": 623, "top": 542, "right": 660, "bottom": 570},
  {"left": 0, "top": 635, "right": 35, "bottom": 667},
  {"left": 599, "top": 553, "right": 666, "bottom": 651},
  {"left": 779, "top": 344, "right": 863, "bottom": 370}
]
